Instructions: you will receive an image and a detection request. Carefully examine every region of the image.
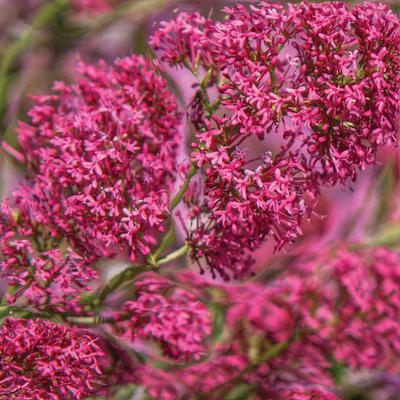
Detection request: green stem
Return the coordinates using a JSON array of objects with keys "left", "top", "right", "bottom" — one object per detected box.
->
[
  {"left": 0, "top": 304, "right": 130, "bottom": 326},
  {"left": 84, "top": 157, "right": 197, "bottom": 308},
  {"left": 0, "top": 0, "right": 67, "bottom": 134},
  {"left": 270, "top": 68, "right": 277, "bottom": 94},
  {"left": 66, "top": 314, "right": 130, "bottom": 325},
  {"left": 94, "top": 264, "right": 155, "bottom": 306},
  {"left": 158, "top": 243, "right": 188, "bottom": 265},
  {"left": 149, "top": 224, "right": 176, "bottom": 263},
  {"left": 148, "top": 163, "right": 196, "bottom": 263},
  {"left": 191, "top": 67, "right": 216, "bottom": 117},
  {"left": 66, "top": 315, "right": 105, "bottom": 325},
  {"left": 169, "top": 164, "right": 197, "bottom": 210}
]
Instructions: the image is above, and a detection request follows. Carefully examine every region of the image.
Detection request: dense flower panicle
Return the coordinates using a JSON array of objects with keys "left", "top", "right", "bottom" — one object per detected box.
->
[
  {"left": 17, "top": 55, "right": 181, "bottom": 262},
  {"left": 247, "top": 246, "right": 400, "bottom": 375},
  {"left": 0, "top": 318, "right": 107, "bottom": 399},
  {"left": 121, "top": 274, "right": 212, "bottom": 361},
  {"left": 258, "top": 246, "right": 400, "bottom": 375},
  {"left": 326, "top": 248, "right": 400, "bottom": 370},
  {"left": 154, "top": 2, "right": 400, "bottom": 184},
  {"left": 187, "top": 144, "right": 315, "bottom": 280},
  {"left": 150, "top": 12, "right": 215, "bottom": 70},
  {"left": 213, "top": 2, "right": 400, "bottom": 185},
  {"left": 153, "top": 1, "right": 400, "bottom": 279},
  {"left": 0, "top": 196, "right": 97, "bottom": 312}
]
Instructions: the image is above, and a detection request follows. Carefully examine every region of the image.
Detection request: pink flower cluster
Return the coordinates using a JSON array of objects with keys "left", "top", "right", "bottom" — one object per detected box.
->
[
  {"left": 185, "top": 152, "right": 314, "bottom": 279},
  {"left": 222, "top": 246, "right": 400, "bottom": 385},
  {"left": 0, "top": 318, "right": 107, "bottom": 399},
  {"left": 0, "top": 196, "right": 97, "bottom": 313},
  {"left": 279, "top": 387, "right": 338, "bottom": 400},
  {"left": 17, "top": 55, "right": 181, "bottom": 262},
  {"left": 132, "top": 245, "right": 400, "bottom": 398},
  {"left": 151, "top": 11, "right": 215, "bottom": 71},
  {"left": 323, "top": 247, "right": 400, "bottom": 370},
  {"left": 214, "top": 2, "right": 400, "bottom": 185},
  {"left": 152, "top": 1, "right": 400, "bottom": 279},
  {"left": 120, "top": 274, "right": 212, "bottom": 361}
]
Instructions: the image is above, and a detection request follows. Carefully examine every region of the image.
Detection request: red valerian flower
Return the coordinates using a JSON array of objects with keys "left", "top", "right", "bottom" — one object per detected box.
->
[
  {"left": 120, "top": 274, "right": 212, "bottom": 361},
  {"left": 227, "top": 246, "right": 400, "bottom": 378},
  {"left": 153, "top": 2, "right": 400, "bottom": 279},
  {"left": 0, "top": 318, "right": 107, "bottom": 399},
  {"left": 186, "top": 144, "right": 315, "bottom": 280},
  {"left": 279, "top": 386, "right": 339, "bottom": 400},
  {"left": 17, "top": 55, "right": 181, "bottom": 262},
  {"left": 214, "top": 2, "right": 400, "bottom": 185},
  {"left": 150, "top": 11, "right": 215, "bottom": 70},
  {"left": 0, "top": 195, "right": 97, "bottom": 313}
]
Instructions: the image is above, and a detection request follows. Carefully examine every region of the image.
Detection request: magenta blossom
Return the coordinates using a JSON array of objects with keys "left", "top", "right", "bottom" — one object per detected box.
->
[
  {"left": 152, "top": 1, "right": 400, "bottom": 279},
  {"left": 120, "top": 274, "right": 212, "bottom": 361},
  {"left": 0, "top": 195, "right": 97, "bottom": 313},
  {"left": 0, "top": 318, "right": 107, "bottom": 399},
  {"left": 279, "top": 386, "right": 339, "bottom": 400},
  {"left": 17, "top": 54, "right": 181, "bottom": 262},
  {"left": 185, "top": 150, "right": 315, "bottom": 280}
]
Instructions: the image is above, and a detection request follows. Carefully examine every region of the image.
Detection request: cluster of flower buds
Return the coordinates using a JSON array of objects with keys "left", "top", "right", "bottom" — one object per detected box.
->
[{"left": 119, "top": 274, "right": 212, "bottom": 361}]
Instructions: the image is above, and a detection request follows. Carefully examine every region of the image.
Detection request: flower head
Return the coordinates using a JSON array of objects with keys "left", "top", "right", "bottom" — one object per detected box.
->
[
  {"left": 0, "top": 194, "right": 97, "bottom": 313},
  {"left": 18, "top": 54, "right": 181, "bottom": 262},
  {"left": 121, "top": 274, "right": 212, "bottom": 361},
  {"left": 0, "top": 318, "right": 107, "bottom": 399},
  {"left": 186, "top": 149, "right": 315, "bottom": 280},
  {"left": 153, "top": 2, "right": 400, "bottom": 278},
  {"left": 213, "top": 2, "right": 400, "bottom": 185},
  {"left": 150, "top": 11, "right": 215, "bottom": 70}
]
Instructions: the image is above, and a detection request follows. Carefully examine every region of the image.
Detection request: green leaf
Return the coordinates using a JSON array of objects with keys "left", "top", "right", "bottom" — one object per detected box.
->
[
  {"left": 367, "top": 224, "right": 400, "bottom": 248},
  {"left": 224, "top": 383, "right": 254, "bottom": 400},
  {"left": 327, "top": 356, "right": 347, "bottom": 385},
  {"left": 114, "top": 384, "right": 139, "bottom": 400}
]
